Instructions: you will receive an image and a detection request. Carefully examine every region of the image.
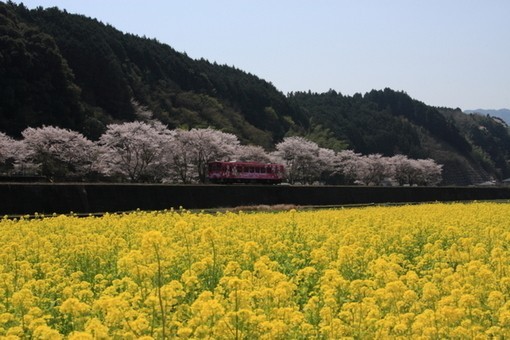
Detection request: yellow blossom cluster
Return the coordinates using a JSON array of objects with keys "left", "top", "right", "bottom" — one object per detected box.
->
[{"left": 1, "top": 202, "right": 510, "bottom": 338}]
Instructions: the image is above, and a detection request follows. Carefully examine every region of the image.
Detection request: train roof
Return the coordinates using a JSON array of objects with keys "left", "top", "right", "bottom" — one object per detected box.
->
[{"left": 208, "top": 161, "right": 284, "bottom": 166}]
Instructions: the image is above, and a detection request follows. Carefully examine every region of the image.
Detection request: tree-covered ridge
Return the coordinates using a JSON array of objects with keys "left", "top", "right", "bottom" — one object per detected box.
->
[
  {"left": 289, "top": 89, "right": 470, "bottom": 157},
  {"left": 0, "top": 2, "right": 85, "bottom": 136},
  {"left": 1, "top": 2, "right": 308, "bottom": 146},
  {"left": 290, "top": 89, "right": 510, "bottom": 183},
  {"left": 441, "top": 108, "right": 510, "bottom": 179}
]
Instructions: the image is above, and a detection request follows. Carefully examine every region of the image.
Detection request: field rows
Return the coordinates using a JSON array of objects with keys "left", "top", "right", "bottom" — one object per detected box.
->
[{"left": 1, "top": 203, "right": 510, "bottom": 338}]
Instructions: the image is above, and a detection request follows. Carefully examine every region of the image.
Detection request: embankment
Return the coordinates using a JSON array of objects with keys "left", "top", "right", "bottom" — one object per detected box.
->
[{"left": 1, "top": 183, "right": 510, "bottom": 215}]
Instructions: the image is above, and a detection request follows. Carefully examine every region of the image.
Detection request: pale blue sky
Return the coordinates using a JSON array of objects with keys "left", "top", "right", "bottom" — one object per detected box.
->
[{"left": 12, "top": 0, "right": 510, "bottom": 110}]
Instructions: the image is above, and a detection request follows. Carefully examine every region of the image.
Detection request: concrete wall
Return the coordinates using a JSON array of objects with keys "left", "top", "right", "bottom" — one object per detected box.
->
[{"left": 1, "top": 183, "right": 510, "bottom": 215}]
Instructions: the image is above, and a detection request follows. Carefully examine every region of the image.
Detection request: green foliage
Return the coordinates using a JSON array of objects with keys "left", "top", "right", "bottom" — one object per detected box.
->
[
  {"left": 1, "top": 2, "right": 307, "bottom": 145},
  {"left": 364, "top": 89, "right": 471, "bottom": 154},
  {"left": 441, "top": 108, "right": 510, "bottom": 178},
  {"left": 290, "top": 89, "right": 510, "bottom": 183},
  {"left": 288, "top": 90, "right": 425, "bottom": 157},
  {"left": 0, "top": 2, "right": 85, "bottom": 136},
  {"left": 293, "top": 123, "right": 348, "bottom": 152}
]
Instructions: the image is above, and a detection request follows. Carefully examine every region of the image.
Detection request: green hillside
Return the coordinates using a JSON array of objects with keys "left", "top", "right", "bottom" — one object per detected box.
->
[
  {"left": 1, "top": 2, "right": 307, "bottom": 147},
  {"left": 1, "top": 2, "right": 509, "bottom": 184},
  {"left": 290, "top": 89, "right": 510, "bottom": 184}
]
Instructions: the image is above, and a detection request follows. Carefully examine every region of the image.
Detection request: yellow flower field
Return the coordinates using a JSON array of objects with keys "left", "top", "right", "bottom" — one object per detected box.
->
[{"left": 1, "top": 202, "right": 510, "bottom": 339}]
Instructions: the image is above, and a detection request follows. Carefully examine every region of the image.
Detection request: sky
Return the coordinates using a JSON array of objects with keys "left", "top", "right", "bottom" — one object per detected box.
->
[{"left": 12, "top": 0, "right": 510, "bottom": 110}]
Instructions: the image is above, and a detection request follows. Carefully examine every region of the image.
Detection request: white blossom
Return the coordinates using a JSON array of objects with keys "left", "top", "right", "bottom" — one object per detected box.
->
[
  {"left": 21, "top": 126, "right": 99, "bottom": 178},
  {"left": 177, "top": 128, "right": 240, "bottom": 183},
  {"left": 234, "top": 145, "right": 271, "bottom": 163},
  {"left": 272, "top": 136, "right": 333, "bottom": 184},
  {"left": 98, "top": 121, "right": 173, "bottom": 181}
]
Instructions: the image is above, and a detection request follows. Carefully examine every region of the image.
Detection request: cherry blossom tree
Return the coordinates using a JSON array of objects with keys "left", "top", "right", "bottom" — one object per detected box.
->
[
  {"left": 388, "top": 155, "right": 443, "bottom": 186},
  {"left": 317, "top": 147, "right": 338, "bottom": 181},
  {"left": 0, "top": 132, "right": 13, "bottom": 163},
  {"left": 272, "top": 136, "right": 334, "bottom": 184},
  {"left": 353, "top": 154, "right": 395, "bottom": 186},
  {"left": 97, "top": 121, "right": 173, "bottom": 182},
  {"left": 20, "top": 126, "right": 99, "bottom": 179},
  {"left": 234, "top": 145, "right": 272, "bottom": 163},
  {"left": 0, "top": 132, "right": 20, "bottom": 175},
  {"left": 178, "top": 128, "right": 240, "bottom": 183},
  {"left": 334, "top": 150, "right": 363, "bottom": 184},
  {"left": 3, "top": 122, "right": 444, "bottom": 186},
  {"left": 414, "top": 158, "right": 443, "bottom": 186},
  {"left": 389, "top": 154, "right": 416, "bottom": 186},
  {"left": 272, "top": 137, "right": 314, "bottom": 184},
  {"left": 167, "top": 129, "right": 195, "bottom": 183}
]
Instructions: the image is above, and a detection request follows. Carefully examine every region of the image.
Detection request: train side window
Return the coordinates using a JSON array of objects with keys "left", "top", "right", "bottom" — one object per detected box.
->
[
  {"left": 237, "top": 166, "right": 243, "bottom": 173},
  {"left": 250, "top": 167, "right": 254, "bottom": 173},
  {"left": 261, "top": 167, "right": 266, "bottom": 173},
  {"left": 255, "top": 167, "right": 260, "bottom": 173},
  {"left": 267, "top": 167, "right": 272, "bottom": 174}
]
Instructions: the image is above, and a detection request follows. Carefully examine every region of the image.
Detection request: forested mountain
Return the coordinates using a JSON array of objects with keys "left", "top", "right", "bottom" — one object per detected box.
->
[
  {"left": 441, "top": 108, "right": 510, "bottom": 181},
  {"left": 290, "top": 90, "right": 510, "bottom": 184},
  {"left": 0, "top": 2, "right": 307, "bottom": 147},
  {"left": 1, "top": 2, "right": 509, "bottom": 184},
  {"left": 0, "top": 2, "right": 84, "bottom": 135}
]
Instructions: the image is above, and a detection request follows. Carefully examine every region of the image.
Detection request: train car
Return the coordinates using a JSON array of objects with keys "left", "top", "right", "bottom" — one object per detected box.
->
[{"left": 207, "top": 161, "right": 285, "bottom": 184}]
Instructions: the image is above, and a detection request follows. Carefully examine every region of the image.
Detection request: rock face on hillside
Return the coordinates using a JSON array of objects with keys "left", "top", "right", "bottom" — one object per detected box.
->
[{"left": 1, "top": 2, "right": 509, "bottom": 184}]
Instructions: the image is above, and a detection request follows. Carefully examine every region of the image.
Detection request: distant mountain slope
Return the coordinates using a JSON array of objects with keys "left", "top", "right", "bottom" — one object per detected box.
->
[{"left": 464, "top": 109, "right": 510, "bottom": 125}]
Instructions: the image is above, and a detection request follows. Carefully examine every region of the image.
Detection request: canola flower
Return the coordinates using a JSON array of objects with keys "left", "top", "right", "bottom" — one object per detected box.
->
[{"left": 0, "top": 202, "right": 510, "bottom": 339}]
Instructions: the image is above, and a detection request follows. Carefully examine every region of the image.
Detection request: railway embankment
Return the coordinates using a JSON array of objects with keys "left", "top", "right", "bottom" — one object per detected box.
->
[{"left": 1, "top": 183, "right": 510, "bottom": 215}]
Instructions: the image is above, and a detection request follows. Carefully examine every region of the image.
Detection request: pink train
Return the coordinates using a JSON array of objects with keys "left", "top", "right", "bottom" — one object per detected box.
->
[{"left": 207, "top": 161, "right": 285, "bottom": 184}]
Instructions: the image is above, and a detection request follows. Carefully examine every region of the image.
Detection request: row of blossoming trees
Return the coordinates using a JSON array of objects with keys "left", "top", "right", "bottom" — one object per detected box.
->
[{"left": 0, "top": 121, "right": 442, "bottom": 185}]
